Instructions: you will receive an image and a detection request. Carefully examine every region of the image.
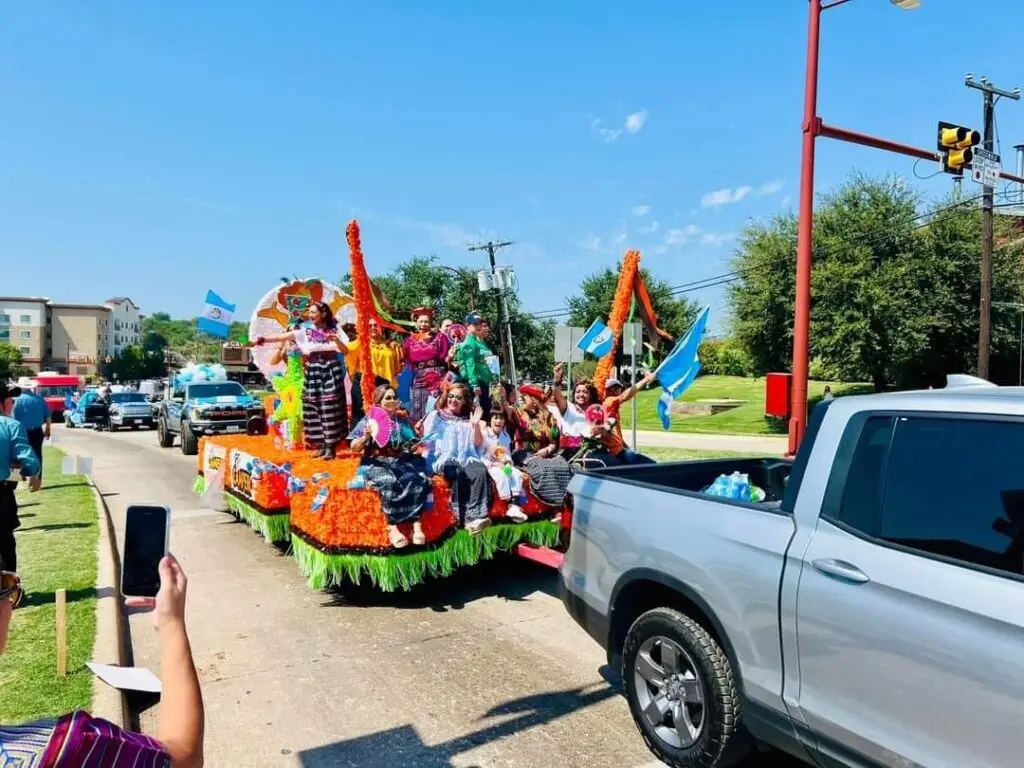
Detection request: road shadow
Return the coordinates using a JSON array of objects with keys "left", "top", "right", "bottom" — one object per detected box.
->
[
  {"left": 21, "top": 585, "right": 96, "bottom": 608},
  {"left": 297, "top": 681, "right": 617, "bottom": 767},
  {"left": 320, "top": 556, "right": 558, "bottom": 612},
  {"left": 19, "top": 521, "right": 93, "bottom": 533}
]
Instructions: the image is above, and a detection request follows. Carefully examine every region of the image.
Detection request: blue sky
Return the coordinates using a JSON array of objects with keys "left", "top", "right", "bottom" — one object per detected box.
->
[{"left": 3, "top": 1, "right": 1024, "bottom": 332}]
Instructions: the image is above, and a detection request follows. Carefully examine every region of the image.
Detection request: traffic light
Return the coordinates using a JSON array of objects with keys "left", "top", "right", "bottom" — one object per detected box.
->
[{"left": 937, "top": 121, "right": 981, "bottom": 175}]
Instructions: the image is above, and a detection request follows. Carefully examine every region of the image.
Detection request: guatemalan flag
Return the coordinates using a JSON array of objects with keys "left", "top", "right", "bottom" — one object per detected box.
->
[
  {"left": 576, "top": 319, "right": 615, "bottom": 357},
  {"left": 655, "top": 307, "right": 711, "bottom": 430},
  {"left": 197, "top": 290, "right": 236, "bottom": 338}
]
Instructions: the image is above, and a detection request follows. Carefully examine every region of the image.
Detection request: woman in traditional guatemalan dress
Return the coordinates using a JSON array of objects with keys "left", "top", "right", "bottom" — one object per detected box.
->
[
  {"left": 254, "top": 301, "right": 349, "bottom": 460},
  {"left": 402, "top": 306, "right": 451, "bottom": 423},
  {"left": 348, "top": 384, "right": 432, "bottom": 549},
  {"left": 501, "top": 382, "right": 574, "bottom": 508}
]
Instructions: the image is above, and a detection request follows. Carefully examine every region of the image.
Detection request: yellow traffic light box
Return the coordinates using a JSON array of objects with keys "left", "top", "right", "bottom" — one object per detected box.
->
[{"left": 937, "top": 121, "right": 981, "bottom": 175}]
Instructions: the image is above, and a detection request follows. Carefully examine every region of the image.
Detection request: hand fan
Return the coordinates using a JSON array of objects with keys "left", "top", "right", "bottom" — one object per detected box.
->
[
  {"left": 366, "top": 406, "right": 394, "bottom": 448},
  {"left": 446, "top": 323, "right": 468, "bottom": 344},
  {"left": 585, "top": 404, "right": 607, "bottom": 425}
]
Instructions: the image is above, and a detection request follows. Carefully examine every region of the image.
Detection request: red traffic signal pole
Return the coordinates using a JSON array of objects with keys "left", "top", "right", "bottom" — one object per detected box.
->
[{"left": 789, "top": 0, "right": 1023, "bottom": 455}]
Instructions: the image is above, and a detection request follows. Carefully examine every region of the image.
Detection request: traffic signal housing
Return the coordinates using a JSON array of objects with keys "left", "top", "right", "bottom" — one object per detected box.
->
[{"left": 937, "top": 121, "right": 981, "bottom": 175}]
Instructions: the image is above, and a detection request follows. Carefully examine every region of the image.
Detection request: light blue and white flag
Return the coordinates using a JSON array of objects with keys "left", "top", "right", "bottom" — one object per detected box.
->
[
  {"left": 654, "top": 307, "right": 710, "bottom": 430},
  {"left": 576, "top": 319, "right": 614, "bottom": 357},
  {"left": 197, "top": 290, "right": 236, "bottom": 338}
]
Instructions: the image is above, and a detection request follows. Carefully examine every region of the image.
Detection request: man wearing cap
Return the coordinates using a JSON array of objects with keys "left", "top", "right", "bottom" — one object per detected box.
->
[
  {"left": 0, "top": 383, "right": 42, "bottom": 572},
  {"left": 602, "top": 373, "right": 658, "bottom": 465},
  {"left": 455, "top": 312, "right": 497, "bottom": 415}
]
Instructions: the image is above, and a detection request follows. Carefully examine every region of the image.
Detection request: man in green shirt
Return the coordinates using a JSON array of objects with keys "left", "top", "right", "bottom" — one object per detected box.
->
[{"left": 455, "top": 312, "right": 496, "bottom": 414}]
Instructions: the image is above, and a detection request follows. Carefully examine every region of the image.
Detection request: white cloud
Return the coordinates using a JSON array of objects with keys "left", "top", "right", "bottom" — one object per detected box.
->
[
  {"left": 701, "top": 232, "right": 735, "bottom": 246},
  {"left": 580, "top": 233, "right": 603, "bottom": 251},
  {"left": 590, "top": 118, "right": 622, "bottom": 143},
  {"left": 632, "top": 205, "right": 650, "bottom": 217},
  {"left": 639, "top": 221, "right": 660, "bottom": 234},
  {"left": 625, "top": 109, "right": 648, "bottom": 134},
  {"left": 756, "top": 180, "right": 784, "bottom": 196},
  {"left": 701, "top": 186, "right": 752, "bottom": 208},
  {"left": 665, "top": 224, "right": 702, "bottom": 246},
  {"left": 392, "top": 216, "right": 492, "bottom": 248}
]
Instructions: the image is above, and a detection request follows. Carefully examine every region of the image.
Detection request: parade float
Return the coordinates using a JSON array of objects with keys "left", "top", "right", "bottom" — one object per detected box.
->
[{"left": 193, "top": 220, "right": 565, "bottom": 592}]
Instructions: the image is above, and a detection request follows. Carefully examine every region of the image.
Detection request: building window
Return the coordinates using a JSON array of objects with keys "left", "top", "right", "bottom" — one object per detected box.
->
[
  {"left": 0, "top": 330, "right": 8, "bottom": 340},
  {"left": 0, "top": 313, "right": 9, "bottom": 323},
  {"left": 19, "top": 314, "right": 31, "bottom": 323},
  {"left": 19, "top": 330, "right": 31, "bottom": 340},
  {"left": 19, "top": 346, "right": 30, "bottom": 355}
]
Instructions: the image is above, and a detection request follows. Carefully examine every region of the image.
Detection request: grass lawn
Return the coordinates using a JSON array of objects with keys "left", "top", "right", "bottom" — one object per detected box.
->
[
  {"left": 641, "top": 447, "right": 758, "bottom": 461},
  {"left": 0, "top": 446, "right": 99, "bottom": 723},
  {"left": 619, "top": 375, "right": 872, "bottom": 436}
]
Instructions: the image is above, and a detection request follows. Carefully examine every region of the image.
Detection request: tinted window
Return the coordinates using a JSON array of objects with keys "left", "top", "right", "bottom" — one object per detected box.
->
[
  {"left": 827, "top": 415, "right": 895, "bottom": 533},
  {"left": 878, "top": 417, "right": 1024, "bottom": 575},
  {"left": 111, "top": 393, "right": 147, "bottom": 404},
  {"left": 188, "top": 382, "right": 245, "bottom": 398}
]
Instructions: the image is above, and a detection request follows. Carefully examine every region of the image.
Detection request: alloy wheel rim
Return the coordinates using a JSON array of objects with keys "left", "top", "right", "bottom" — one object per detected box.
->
[{"left": 634, "top": 635, "right": 706, "bottom": 749}]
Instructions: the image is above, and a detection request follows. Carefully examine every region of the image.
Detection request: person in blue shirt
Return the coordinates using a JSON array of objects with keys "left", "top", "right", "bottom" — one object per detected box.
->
[
  {"left": 12, "top": 387, "right": 51, "bottom": 475},
  {"left": 1, "top": 383, "right": 41, "bottom": 572}
]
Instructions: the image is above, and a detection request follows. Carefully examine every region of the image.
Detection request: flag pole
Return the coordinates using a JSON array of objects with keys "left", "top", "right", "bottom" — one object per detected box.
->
[{"left": 628, "top": 297, "right": 638, "bottom": 451}]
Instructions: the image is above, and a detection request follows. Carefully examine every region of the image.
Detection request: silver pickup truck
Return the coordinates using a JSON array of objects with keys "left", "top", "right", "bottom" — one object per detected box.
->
[{"left": 562, "top": 376, "right": 1024, "bottom": 768}]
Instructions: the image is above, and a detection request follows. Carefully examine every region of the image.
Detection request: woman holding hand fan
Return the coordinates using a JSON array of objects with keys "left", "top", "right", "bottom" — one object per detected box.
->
[{"left": 349, "top": 385, "right": 432, "bottom": 549}]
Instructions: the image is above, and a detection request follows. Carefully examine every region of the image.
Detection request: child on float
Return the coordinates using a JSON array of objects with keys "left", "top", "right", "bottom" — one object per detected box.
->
[{"left": 481, "top": 409, "right": 528, "bottom": 523}]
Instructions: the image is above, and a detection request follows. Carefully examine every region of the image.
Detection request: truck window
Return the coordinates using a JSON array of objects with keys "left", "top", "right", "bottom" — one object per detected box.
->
[
  {"left": 878, "top": 417, "right": 1024, "bottom": 577},
  {"left": 822, "top": 415, "right": 895, "bottom": 534}
]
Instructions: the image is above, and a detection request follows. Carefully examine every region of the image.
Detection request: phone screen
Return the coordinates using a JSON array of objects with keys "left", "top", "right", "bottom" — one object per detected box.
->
[{"left": 121, "top": 505, "right": 169, "bottom": 598}]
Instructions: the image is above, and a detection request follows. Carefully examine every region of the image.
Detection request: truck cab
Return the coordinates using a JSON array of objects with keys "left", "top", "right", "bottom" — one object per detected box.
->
[{"left": 156, "top": 379, "right": 263, "bottom": 455}]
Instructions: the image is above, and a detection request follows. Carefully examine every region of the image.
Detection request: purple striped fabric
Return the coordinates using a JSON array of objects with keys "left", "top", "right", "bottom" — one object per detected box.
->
[{"left": 0, "top": 710, "right": 170, "bottom": 767}]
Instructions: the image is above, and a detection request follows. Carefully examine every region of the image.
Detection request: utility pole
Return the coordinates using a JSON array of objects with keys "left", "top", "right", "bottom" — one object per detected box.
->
[
  {"left": 468, "top": 240, "right": 516, "bottom": 384},
  {"left": 966, "top": 74, "right": 1020, "bottom": 379}
]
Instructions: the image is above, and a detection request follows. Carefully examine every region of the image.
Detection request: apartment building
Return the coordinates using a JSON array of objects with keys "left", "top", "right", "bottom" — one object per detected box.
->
[
  {"left": 0, "top": 295, "right": 143, "bottom": 376},
  {"left": 106, "top": 297, "right": 142, "bottom": 356},
  {"left": 0, "top": 297, "right": 48, "bottom": 370}
]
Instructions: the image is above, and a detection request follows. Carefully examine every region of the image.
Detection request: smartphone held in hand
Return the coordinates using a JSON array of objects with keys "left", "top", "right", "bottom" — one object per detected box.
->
[{"left": 121, "top": 504, "right": 170, "bottom": 599}]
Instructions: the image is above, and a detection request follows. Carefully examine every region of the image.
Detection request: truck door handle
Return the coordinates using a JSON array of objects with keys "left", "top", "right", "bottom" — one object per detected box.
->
[{"left": 812, "top": 558, "right": 870, "bottom": 584}]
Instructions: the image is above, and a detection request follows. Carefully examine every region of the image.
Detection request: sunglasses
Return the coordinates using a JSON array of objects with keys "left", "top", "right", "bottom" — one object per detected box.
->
[
  {"left": 447, "top": 394, "right": 465, "bottom": 402},
  {"left": 0, "top": 571, "right": 23, "bottom": 609}
]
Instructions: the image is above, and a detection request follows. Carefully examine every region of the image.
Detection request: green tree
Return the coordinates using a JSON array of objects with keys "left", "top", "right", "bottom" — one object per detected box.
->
[{"left": 0, "top": 343, "right": 25, "bottom": 381}]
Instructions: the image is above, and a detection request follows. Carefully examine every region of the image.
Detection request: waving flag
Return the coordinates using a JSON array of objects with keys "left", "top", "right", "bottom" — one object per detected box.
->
[
  {"left": 577, "top": 319, "right": 614, "bottom": 357},
  {"left": 654, "top": 307, "right": 710, "bottom": 430},
  {"left": 197, "top": 291, "right": 236, "bottom": 338}
]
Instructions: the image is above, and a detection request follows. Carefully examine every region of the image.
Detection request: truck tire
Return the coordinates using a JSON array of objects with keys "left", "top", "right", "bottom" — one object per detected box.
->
[
  {"left": 622, "top": 608, "right": 748, "bottom": 768},
  {"left": 157, "top": 418, "right": 174, "bottom": 448},
  {"left": 180, "top": 420, "right": 198, "bottom": 456}
]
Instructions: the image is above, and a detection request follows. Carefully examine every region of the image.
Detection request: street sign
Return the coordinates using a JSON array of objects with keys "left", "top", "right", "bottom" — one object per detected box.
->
[
  {"left": 971, "top": 148, "right": 1001, "bottom": 188},
  {"left": 622, "top": 322, "right": 644, "bottom": 357},
  {"left": 554, "top": 326, "right": 585, "bottom": 364}
]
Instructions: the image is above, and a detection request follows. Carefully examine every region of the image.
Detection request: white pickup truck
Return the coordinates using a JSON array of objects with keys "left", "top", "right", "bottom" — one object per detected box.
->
[{"left": 562, "top": 377, "right": 1024, "bottom": 768}]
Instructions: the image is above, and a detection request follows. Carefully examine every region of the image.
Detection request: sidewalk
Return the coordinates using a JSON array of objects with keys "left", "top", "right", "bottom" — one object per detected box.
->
[{"left": 633, "top": 429, "right": 787, "bottom": 455}]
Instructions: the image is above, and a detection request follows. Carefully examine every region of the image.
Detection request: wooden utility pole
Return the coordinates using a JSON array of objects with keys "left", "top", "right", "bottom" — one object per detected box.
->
[
  {"left": 966, "top": 75, "right": 1020, "bottom": 379},
  {"left": 467, "top": 240, "right": 516, "bottom": 383}
]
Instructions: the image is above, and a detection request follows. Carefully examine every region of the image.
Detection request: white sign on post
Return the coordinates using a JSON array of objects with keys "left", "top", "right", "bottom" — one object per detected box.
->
[
  {"left": 621, "top": 323, "right": 644, "bottom": 357},
  {"left": 554, "top": 326, "right": 586, "bottom": 364},
  {"left": 971, "top": 148, "right": 1001, "bottom": 188}
]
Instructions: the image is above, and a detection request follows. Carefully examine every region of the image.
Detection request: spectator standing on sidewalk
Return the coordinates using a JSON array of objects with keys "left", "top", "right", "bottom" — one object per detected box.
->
[
  {"left": 0, "top": 553, "right": 205, "bottom": 766},
  {"left": 0, "top": 383, "right": 40, "bottom": 572},
  {"left": 12, "top": 386, "right": 50, "bottom": 480}
]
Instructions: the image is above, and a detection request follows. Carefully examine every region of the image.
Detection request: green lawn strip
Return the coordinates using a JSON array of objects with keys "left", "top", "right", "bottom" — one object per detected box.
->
[
  {"left": 619, "top": 375, "right": 872, "bottom": 435},
  {"left": 640, "top": 447, "right": 762, "bottom": 462},
  {"left": 0, "top": 446, "right": 99, "bottom": 723}
]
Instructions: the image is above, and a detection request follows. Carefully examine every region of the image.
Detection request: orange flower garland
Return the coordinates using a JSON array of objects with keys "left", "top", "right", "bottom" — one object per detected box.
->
[
  {"left": 594, "top": 249, "right": 641, "bottom": 399},
  {"left": 346, "top": 219, "right": 377, "bottom": 410}
]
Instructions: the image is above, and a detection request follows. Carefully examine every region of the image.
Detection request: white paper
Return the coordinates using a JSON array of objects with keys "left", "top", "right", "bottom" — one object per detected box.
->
[
  {"left": 61, "top": 455, "right": 93, "bottom": 476},
  {"left": 87, "top": 662, "right": 162, "bottom": 693}
]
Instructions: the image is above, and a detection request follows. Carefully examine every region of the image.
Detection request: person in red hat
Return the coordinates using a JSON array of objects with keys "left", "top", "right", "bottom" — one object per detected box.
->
[{"left": 497, "top": 382, "right": 573, "bottom": 509}]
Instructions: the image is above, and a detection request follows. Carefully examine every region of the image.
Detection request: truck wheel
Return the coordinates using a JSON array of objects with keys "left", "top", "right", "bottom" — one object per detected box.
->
[
  {"left": 622, "top": 608, "right": 747, "bottom": 768},
  {"left": 157, "top": 418, "right": 174, "bottom": 448},
  {"left": 109, "top": 423, "right": 119, "bottom": 433},
  {"left": 180, "top": 421, "right": 198, "bottom": 456}
]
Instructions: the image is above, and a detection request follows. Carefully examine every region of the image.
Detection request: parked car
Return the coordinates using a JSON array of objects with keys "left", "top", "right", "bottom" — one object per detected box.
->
[
  {"left": 561, "top": 375, "right": 1024, "bottom": 768},
  {"left": 107, "top": 391, "right": 156, "bottom": 431},
  {"left": 156, "top": 379, "right": 265, "bottom": 455},
  {"left": 63, "top": 391, "right": 109, "bottom": 429}
]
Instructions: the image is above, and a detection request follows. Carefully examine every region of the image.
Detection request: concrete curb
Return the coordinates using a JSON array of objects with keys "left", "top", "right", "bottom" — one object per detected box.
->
[{"left": 86, "top": 472, "right": 130, "bottom": 729}]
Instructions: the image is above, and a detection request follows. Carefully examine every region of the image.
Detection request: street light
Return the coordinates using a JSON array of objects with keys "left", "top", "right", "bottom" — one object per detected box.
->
[{"left": 789, "top": 0, "right": 921, "bottom": 455}]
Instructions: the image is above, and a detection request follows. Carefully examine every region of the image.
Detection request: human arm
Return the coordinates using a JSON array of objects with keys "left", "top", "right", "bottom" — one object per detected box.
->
[
  {"left": 127, "top": 555, "right": 204, "bottom": 768},
  {"left": 470, "top": 407, "right": 485, "bottom": 448},
  {"left": 7, "top": 421, "right": 41, "bottom": 485},
  {"left": 268, "top": 341, "right": 289, "bottom": 366},
  {"left": 250, "top": 331, "right": 296, "bottom": 346},
  {"left": 617, "top": 372, "right": 658, "bottom": 404},
  {"left": 43, "top": 414, "right": 52, "bottom": 440},
  {"left": 551, "top": 364, "right": 568, "bottom": 414}
]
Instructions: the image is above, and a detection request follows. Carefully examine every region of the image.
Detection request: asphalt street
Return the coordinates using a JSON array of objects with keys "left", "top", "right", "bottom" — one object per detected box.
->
[{"left": 55, "top": 423, "right": 798, "bottom": 768}]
